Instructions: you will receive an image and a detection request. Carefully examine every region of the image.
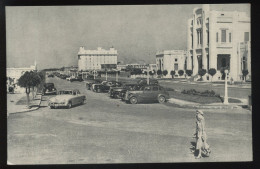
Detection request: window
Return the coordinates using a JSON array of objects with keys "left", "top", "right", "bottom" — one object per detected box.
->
[
  {"left": 144, "top": 86, "right": 151, "bottom": 91},
  {"left": 221, "top": 30, "right": 226, "bottom": 42},
  {"left": 216, "top": 32, "right": 218, "bottom": 42},
  {"left": 244, "top": 32, "right": 249, "bottom": 41},
  {"left": 153, "top": 86, "right": 159, "bottom": 91},
  {"left": 175, "top": 58, "right": 178, "bottom": 62},
  {"left": 229, "top": 33, "right": 232, "bottom": 42},
  {"left": 174, "top": 63, "right": 178, "bottom": 70}
]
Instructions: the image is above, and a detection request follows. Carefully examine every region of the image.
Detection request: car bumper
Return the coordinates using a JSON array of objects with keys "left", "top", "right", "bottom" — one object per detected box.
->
[{"left": 49, "top": 102, "right": 67, "bottom": 108}]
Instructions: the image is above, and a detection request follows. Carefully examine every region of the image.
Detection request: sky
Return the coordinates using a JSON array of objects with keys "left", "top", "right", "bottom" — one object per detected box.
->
[{"left": 6, "top": 4, "right": 250, "bottom": 70}]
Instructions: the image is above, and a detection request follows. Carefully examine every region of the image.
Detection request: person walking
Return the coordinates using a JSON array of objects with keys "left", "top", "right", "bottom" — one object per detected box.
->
[{"left": 194, "top": 110, "right": 211, "bottom": 159}]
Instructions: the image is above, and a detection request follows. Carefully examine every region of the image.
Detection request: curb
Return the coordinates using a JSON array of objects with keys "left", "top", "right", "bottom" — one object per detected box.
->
[{"left": 8, "top": 94, "right": 42, "bottom": 115}]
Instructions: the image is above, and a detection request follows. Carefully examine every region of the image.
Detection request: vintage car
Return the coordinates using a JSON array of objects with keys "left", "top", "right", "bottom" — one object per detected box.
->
[
  {"left": 124, "top": 85, "right": 169, "bottom": 104},
  {"left": 137, "top": 79, "right": 159, "bottom": 85},
  {"left": 86, "top": 79, "right": 102, "bottom": 90},
  {"left": 70, "top": 76, "right": 84, "bottom": 82},
  {"left": 120, "top": 84, "right": 143, "bottom": 101},
  {"left": 42, "top": 83, "right": 57, "bottom": 95},
  {"left": 48, "top": 74, "right": 54, "bottom": 78},
  {"left": 48, "top": 89, "right": 86, "bottom": 109},
  {"left": 92, "top": 81, "right": 122, "bottom": 93},
  {"left": 109, "top": 84, "right": 137, "bottom": 99}
]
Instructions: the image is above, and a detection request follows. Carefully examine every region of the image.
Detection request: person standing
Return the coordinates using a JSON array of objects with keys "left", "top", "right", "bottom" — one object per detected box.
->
[{"left": 194, "top": 110, "right": 210, "bottom": 159}]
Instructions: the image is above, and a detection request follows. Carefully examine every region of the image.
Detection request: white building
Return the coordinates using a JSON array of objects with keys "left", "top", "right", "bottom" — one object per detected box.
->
[
  {"left": 187, "top": 4, "right": 250, "bottom": 81},
  {"left": 78, "top": 47, "right": 118, "bottom": 71},
  {"left": 156, "top": 50, "right": 187, "bottom": 78},
  {"left": 6, "top": 64, "right": 37, "bottom": 93}
]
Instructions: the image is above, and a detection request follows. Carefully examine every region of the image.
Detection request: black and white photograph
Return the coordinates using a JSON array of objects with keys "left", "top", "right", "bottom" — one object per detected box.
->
[{"left": 5, "top": 3, "right": 252, "bottom": 164}]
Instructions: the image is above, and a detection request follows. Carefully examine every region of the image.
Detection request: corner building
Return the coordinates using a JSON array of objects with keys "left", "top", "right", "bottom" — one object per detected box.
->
[
  {"left": 78, "top": 47, "right": 118, "bottom": 71},
  {"left": 156, "top": 50, "right": 187, "bottom": 78},
  {"left": 187, "top": 4, "right": 250, "bottom": 81}
]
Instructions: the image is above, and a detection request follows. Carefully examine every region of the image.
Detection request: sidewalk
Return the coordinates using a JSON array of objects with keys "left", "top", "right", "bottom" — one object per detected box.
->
[
  {"left": 7, "top": 93, "right": 42, "bottom": 116},
  {"left": 167, "top": 97, "right": 248, "bottom": 110}
]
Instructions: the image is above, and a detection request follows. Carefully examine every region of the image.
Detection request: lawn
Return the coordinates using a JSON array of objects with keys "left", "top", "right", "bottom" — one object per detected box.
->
[{"left": 168, "top": 91, "right": 241, "bottom": 104}]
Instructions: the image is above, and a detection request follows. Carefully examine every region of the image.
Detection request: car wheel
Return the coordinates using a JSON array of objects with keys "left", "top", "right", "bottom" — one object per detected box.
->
[
  {"left": 81, "top": 99, "right": 86, "bottom": 105},
  {"left": 48, "top": 105, "right": 54, "bottom": 109},
  {"left": 67, "top": 102, "right": 72, "bottom": 109},
  {"left": 158, "top": 96, "right": 166, "bottom": 103},
  {"left": 130, "top": 96, "right": 138, "bottom": 104}
]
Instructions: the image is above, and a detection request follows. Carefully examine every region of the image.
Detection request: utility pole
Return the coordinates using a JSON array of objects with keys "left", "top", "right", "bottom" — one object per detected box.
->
[{"left": 224, "top": 69, "right": 229, "bottom": 104}]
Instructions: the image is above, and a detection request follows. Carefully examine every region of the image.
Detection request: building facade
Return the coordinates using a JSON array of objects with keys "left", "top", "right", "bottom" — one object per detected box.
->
[
  {"left": 156, "top": 50, "right": 187, "bottom": 78},
  {"left": 187, "top": 4, "right": 250, "bottom": 81},
  {"left": 6, "top": 65, "right": 37, "bottom": 93},
  {"left": 78, "top": 47, "right": 118, "bottom": 71}
]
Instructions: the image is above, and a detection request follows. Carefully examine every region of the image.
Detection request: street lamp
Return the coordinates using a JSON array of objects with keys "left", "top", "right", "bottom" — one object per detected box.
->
[
  {"left": 224, "top": 69, "right": 229, "bottom": 104},
  {"left": 147, "top": 67, "right": 150, "bottom": 85}
]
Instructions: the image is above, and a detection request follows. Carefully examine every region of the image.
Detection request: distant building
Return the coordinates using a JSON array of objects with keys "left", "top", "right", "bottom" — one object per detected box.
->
[
  {"left": 126, "top": 63, "right": 148, "bottom": 70},
  {"left": 117, "top": 64, "right": 127, "bottom": 71},
  {"left": 187, "top": 4, "right": 250, "bottom": 81},
  {"left": 156, "top": 50, "right": 187, "bottom": 78},
  {"left": 6, "top": 64, "right": 37, "bottom": 93},
  {"left": 238, "top": 41, "right": 251, "bottom": 81},
  {"left": 78, "top": 47, "right": 118, "bottom": 71}
]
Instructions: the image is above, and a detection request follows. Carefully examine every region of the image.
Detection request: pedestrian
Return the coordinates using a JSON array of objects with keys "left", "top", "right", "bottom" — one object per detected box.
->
[{"left": 194, "top": 109, "right": 211, "bottom": 159}]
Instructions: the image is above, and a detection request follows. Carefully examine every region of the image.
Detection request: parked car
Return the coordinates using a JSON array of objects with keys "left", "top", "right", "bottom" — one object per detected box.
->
[
  {"left": 42, "top": 83, "right": 57, "bottom": 95},
  {"left": 120, "top": 84, "right": 143, "bottom": 101},
  {"left": 48, "top": 74, "right": 54, "bottom": 78},
  {"left": 86, "top": 79, "right": 102, "bottom": 90},
  {"left": 48, "top": 89, "right": 86, "bottom": 109},
  {"left": 93, "top": 81, "right": 122, "bottom": 93},
  {"left": 109, "top": 84, "right": 136, "bottom": 99},
  {"left": 124, "top": 85, "right": 169, "bottom": 104},
  {"left": 137, "top": 79, "right": 159, "bottom": 85},
  {"left": 70, "top": 76, "right": 84, "bottom": 82}
]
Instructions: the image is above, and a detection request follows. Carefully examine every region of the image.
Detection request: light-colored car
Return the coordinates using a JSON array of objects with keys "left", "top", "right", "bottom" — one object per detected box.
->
[{"left": 48, "top": 89, "right": 86, "bottom": 109}]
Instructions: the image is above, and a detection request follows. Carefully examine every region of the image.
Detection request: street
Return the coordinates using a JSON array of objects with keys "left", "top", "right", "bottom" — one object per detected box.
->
[{"left": 7, "top": 77, "right": 252, "bottom": 164}]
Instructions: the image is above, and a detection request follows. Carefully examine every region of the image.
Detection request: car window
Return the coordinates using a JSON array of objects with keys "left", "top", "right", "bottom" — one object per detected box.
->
[
  {"left": 153, "top": 86, "right": 159, "bottom": 91},
  {"left": 144, "top": 86, "right": 151, "bottom": 91},
  {"left": 159, "top": 86, "right": 164, "bottom": 91}
]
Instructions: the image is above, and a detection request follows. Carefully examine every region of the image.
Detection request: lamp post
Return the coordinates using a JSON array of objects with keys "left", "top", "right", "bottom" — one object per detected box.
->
[
  {"left": 105, "top": 69, "right": 108, "bottom": 81},
  {"left": 116, "top": 70, "right": 118, "bottom": 82},
  {"left": 224, "top": 69, "right": 229, "bottom": 104},
  {"left": 147, "top": 67, "right": 150, "bottom": 85}
]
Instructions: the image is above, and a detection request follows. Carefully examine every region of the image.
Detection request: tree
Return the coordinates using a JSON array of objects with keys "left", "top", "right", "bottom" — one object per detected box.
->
[
  {"left": 186, "top": 70, "right": 193, "bottom": 76},
  {"left": 157, "top": 70, "right": 162, "bottom": 76},
  {"left": 178, "top": 70, "right": 184, "bottom": 76},
  {"left": 198, "top": 69, "right": 207, "bottom": 80},
  {"left": 208, "top": 68, "right": 217, "bottom": 82},
  {"left": 18, "top": 71, "right": 41, "bottom": 107},
  {"left": 170, "top": 70, "right": 176, "bottom": 79},
  {"left": 162, "top": 70, "right": 168, "bottom": 77},
  {"left": 242, "top": 69, "right": 249, "bottom": 82},
  {"left": 208, "top": 68, "right": 217, "bottom": 90}
]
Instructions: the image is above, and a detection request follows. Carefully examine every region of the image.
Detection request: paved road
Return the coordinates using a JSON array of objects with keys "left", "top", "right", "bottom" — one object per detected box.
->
[{"left": 7, "top": 77, "right": 252, "bottom": 164}]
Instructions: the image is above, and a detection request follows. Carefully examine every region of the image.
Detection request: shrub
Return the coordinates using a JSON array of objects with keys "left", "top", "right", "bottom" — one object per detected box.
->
[
  {"left": 186, "top": 70, "right": 193, "bottom": 76},
  {"left": 162, "top": 70, "right": 168, "bottom": 76},
  {"left": 170, "top": 70, "right": 175, "bottom": 78},
  {"left": 181, "top": 89, "right": 218, "bottom": 97},
  {"left": 178, "top": 70, "right": 184, "bottom": 76},
  {"left": 157, "top": 70, "right": 162, "bottom": 75}
]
